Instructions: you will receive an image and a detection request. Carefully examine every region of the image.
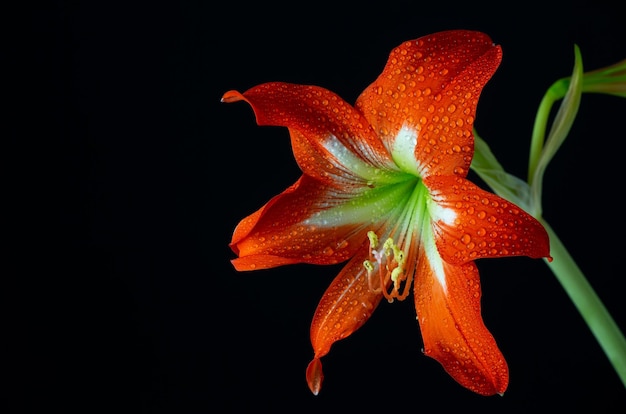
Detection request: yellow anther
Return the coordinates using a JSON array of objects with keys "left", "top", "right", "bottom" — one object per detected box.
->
[
  {"left": 391, "top": 267, "right": 403, "bottom": 283},
  {"left": 392, "top": 245, "right": 405, "bottom": 266},
  {"left": 383, "top": 238, "right": 394, "bottom": 257},
  {"left": 367, "top": 231, "right": 379, "bottom": 249},
  {"left": 363, "top": 260, "right": 374, "bottom": 272},
  {"left": 364, "top": 231, "right": 411, "bottom": 301}
]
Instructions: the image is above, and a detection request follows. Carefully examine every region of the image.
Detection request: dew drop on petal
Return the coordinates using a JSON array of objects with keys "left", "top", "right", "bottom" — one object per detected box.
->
[{"left": 337, "top": 240, "right": 349, "bottom": 250}]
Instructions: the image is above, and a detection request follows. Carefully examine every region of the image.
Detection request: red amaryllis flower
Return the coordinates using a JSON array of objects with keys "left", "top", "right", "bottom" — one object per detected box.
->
[{"left": 222, "top": 30, "right": 551, "bottom": 396}]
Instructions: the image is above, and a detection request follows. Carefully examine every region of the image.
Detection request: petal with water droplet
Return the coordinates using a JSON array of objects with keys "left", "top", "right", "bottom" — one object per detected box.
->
[{"left": 425, "top": 175, "right": 550, "bottom": 264}]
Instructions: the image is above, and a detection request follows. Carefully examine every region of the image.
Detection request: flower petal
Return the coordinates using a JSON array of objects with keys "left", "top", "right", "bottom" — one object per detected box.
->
[
  {"left": 414, "top": 253, "right": 509, "bottom": 396},
  {"left": 230, "top": 176, "right": 370, "bottom": 270},
  {"left": 307, "top": 246, "right": 384, "bottom": 394},
  {"left": 426, "top": 175, "right": 551, "bottom": 265},
  {"left": 222, "top": 84, "right": 398, "bottom": 187},
  {"left": 355, "top": 30, "right": 502, "bottom": 178}
]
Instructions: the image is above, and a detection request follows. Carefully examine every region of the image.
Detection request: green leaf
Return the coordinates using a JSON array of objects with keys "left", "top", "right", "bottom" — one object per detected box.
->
[{"left": 471, "top": 132, "right": 532, "bottom": 212}]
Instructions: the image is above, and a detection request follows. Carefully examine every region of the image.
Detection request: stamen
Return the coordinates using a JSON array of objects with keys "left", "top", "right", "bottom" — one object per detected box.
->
[
  {"left": 367, "top": 231, "right": 379, "bottom": 249},
  {"left": 363, "top": 231, "right": 412, "bottom": 302}
]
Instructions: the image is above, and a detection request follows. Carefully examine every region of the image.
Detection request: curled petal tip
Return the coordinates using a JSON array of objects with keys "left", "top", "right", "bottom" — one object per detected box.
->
[
  {"left": 305, "top": 357, "right": 324, "bottom": 396},
  {"left": 221, "top": 90, "right": 245, "bottom": 103}
]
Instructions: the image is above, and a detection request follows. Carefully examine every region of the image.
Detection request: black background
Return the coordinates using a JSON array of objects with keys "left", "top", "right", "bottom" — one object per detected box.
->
[{"left": 7, "top": 1, "right": 626, "bottom": 412}]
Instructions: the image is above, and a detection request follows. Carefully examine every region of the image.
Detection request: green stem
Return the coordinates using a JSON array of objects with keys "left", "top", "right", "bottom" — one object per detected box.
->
[
  {"left": 527, "top": 79, "right": 569, "bottom": 186},
  {"left": 540, "top": 218, "right": 626, "bottom": 387}
]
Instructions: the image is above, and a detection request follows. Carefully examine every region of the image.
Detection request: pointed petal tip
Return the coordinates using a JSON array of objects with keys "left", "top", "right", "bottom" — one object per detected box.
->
[
  {"left": 305, "top": 357, "right": 324, "bottom": 396},
  {"left": 221, "top": 90, "right": 245, "bottom": 103}
]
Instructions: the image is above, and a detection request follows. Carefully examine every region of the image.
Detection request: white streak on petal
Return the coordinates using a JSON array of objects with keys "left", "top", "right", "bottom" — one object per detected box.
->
[
  {"left": 430, "top": 203, "right": 457, "bottom": 226},
  {"left": 391, "top": 125, "right": 420, "bottom": 175},
  {"left": 423, "top": 223, "right": 447, "bottom": 292},
  {"left": 321, "top": 134, "right": 375, "bottom": 180},
  {"left": 427, "top": 189, "right": 457, "bottom": 226}
]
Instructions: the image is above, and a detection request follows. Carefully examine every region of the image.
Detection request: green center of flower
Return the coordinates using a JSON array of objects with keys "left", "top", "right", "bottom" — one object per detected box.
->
[{"left": 360, "top": 176, "right": 434, "bottom": 300}]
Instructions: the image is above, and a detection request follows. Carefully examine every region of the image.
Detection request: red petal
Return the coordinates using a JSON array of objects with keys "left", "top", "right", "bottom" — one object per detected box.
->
[
  {"left": 356, "top": 30, "right": 502, "bottom": 177},
  {"left": 426, "top": 175, "right": 551, "bottom": 264},
  {"left": 306, "top": 357, "right": 323, "bottom": 396},
  {"left": 222, "top": 83, "right": 394, "bottom": 186},
  {"left": 307, "top": 247, "right": 384, "bottom": 393},
  {"left": 414, "top": 254, "right": 509, "bottom": 396},
  {"left": 230, "top": 176, "right": 369, "bottom": 270}
]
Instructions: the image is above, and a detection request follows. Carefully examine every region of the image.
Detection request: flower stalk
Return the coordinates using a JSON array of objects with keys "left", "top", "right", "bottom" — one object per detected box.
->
[
  {"left": 472, "top": 45, "right": 626, "bottom": 388},
  {"left": 540, "top": 218, "right": 626, "bottom": 385}
]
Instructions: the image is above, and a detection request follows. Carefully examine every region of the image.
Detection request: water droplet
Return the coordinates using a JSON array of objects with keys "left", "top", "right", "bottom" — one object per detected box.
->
[{"left": 337, "top": 240, "right": 349, "bottom": 250}]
